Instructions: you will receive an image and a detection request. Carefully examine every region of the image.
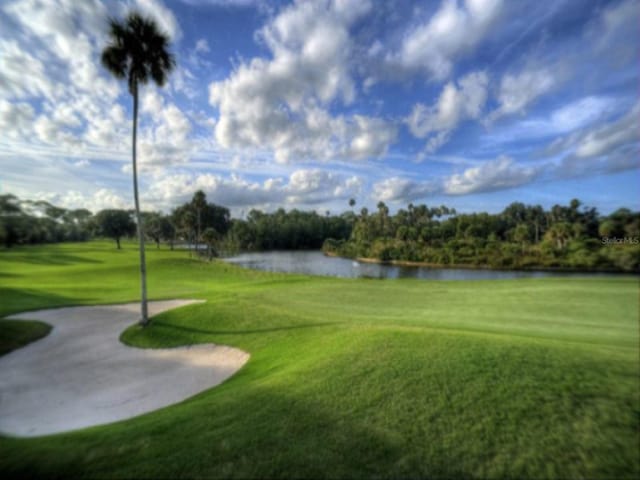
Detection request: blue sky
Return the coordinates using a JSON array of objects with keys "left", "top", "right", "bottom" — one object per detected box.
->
[{"left": 0, "top": 0, "right": 638, "bottom": 216}]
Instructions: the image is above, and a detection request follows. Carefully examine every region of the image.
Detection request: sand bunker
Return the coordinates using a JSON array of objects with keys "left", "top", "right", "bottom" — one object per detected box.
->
[{"left": 0, "top": 300, "right": 249, "bottom": 437}]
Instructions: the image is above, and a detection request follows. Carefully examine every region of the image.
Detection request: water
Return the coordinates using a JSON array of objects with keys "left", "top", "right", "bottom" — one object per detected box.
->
[{"left": 222, "top": 250, "right": 614, "bottom": 280}]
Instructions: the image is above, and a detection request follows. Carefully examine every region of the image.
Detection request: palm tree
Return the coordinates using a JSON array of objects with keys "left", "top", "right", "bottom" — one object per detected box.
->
[
  {"left": 101, "top": 11, "right": 175, "bottom": 326},
  {"left": 192, "top": 190, "right": 207, "bottom": 255},
  {"left": 544, "top": 222, "right": 572, "bottom": 250}
]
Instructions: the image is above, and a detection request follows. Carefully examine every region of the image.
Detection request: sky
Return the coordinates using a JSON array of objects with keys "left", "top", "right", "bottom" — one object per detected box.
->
[{"left": 0, "top": 0, "right": 638, "bottom": 217}]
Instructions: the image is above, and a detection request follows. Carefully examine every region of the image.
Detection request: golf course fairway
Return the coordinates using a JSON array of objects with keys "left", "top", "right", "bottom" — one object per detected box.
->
[{"left": 0, "top": 241, "right": 638, "bottom": 479}]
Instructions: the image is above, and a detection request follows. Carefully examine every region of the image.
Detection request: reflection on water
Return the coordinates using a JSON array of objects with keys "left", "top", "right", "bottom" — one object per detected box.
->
[{"left": 223, "top": 251, "right": 612, "bottom": 281}]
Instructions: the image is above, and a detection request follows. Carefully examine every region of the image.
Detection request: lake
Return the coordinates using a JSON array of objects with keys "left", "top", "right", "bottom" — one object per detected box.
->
[{"left": 222, "top": 250, "right": 612, "bottom": 280}]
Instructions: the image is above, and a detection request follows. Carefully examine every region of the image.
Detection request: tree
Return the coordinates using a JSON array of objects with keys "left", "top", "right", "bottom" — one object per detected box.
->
[
  {"left": 0, "top": 194, "right": 24, "bottom": 248},
  {"left": 94, "top": 210, "right": 136, "bottom": 249},
  {"left": 101, "top": 11, "right": 175, "bottom": 326},
  {"left": 144, "top": 212, "right": 175, "bottom": 249},
  {"left": 201, "top": 227, "right": 219, "bottom": 260},
  {"left": 172, "top": 192, "right": 231, "bottom": 255},
  {"left": 192, "top": 190, "right": 207, "bottom": 254},
  {"left": 513, "top": 223, "right": 530, "bottom": 253},
  {"left": 544, "top": 222, "right": 572, "bottom": 250}
]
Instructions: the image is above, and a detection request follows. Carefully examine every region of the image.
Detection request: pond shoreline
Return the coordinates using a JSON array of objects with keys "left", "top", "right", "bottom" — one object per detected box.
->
[
  {"left": 322, "top": 250, "right": 634, "bottom": 274},
  {"left": 223, "top": 250, "right": 632, "bottom": 279}
]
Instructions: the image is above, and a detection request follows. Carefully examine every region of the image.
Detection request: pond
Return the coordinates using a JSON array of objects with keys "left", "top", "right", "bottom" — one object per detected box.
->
[{"left": 222, "top": 250, "right": 614, "bottom": 280}]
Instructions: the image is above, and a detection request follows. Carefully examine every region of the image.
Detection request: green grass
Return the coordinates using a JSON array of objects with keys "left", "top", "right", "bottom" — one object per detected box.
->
[
  {"left": 0, "top": 319, "right": 51, "bottom": 356},
  {"left": 0, "top": 241, "right": 638, "bottom": 479}
]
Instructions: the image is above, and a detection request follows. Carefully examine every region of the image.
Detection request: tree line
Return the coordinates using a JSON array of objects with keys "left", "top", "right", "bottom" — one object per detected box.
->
[
  {"left": 0, "top": 191, "right": 352, "bottom": 254},
  {"left": 0, "top": 192, "right": 231, "bottom": 256},
  {"left": 2, "top": 192, "right": 638, "bottom": 272},
  {"left": 0, "top": 195, "right": 94, "bottom": 246},
  {"left": 322, "top": 199, "right": 640, "bottom": 272}
]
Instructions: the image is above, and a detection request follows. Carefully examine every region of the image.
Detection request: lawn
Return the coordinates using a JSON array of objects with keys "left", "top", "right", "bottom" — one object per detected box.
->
[{"left": 0, "top": 241, "right": 638, "bottom": 479}]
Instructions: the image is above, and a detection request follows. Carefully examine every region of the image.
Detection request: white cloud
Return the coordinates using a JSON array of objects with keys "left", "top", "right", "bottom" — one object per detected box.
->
[
  {"left": 590, "top": 0, "right": 640, "bottom": 59},
  {"left": 483, "top": 95, "right": 618, "bottom": 146},
  {"left": 135, "top": 98, "right": 194, "bottom": 168},
  {"left": 0, "top": 40, "right": 58, "bottom": 100},
  {"left": 407, "top": 71, "right": 488, "bottom": 152},
  {"left": 347, "top": 115, "right": 397, "bottom": 159},
  {"left": 209, "top": 0, "right": 396, "bottom": 163},
  {"left": 0, "top": 0, "right": 131, "bottom": 163},
  {"left": 37, "top": 188, "right": 130, "bottom": 213},
  {"left": 0, "top": 100, "right": 35, "bottom": 140},
  {"left": 195, "top": 38, "right": 210, "bottom": 53},
  {"left": 388, "top": 0, "right": 503, "bottom": 80},
  {"left": 1, "top": 0, "right": 196, "bottom": 172},
  {"left": 285, "top": 168, "right": 363, "bottom": 204},
  {"left": 444, "top": 155, "right": 540, "bottom": 194},
  {"left": 573, "top": 102, "right": 639, "bottom": 159},
  {"left": 178, "top": 0, "right": 260, "bottom": 7},
  {"left": 146, "top": 168, "right": 363, "bottom": 210},
  {"left": 547, "top": 96, "right": 615, "bottom": 135},
  {"left": 371, "top": 156, "right": 542, "bottom": 202},
  {"left": 3, "top": 0, "right": 116, "bottom": 98},
  {"left": 133, "top": 0, "right": 181, "bottom": 40},
  {"left": 0, "top": 0, "right": 193, "bottom": 176},
  {"left": 486, "top": 66, "right": 556, "bottom": 123},
  {"left": 372, "top": 177, "right": 439, "bottom": 202},
  {"left": 141, "top": 89, "right": 164, "bottom": 117},
  {"left": 543, "top": 100, "right": 640, "bottom": 164}
]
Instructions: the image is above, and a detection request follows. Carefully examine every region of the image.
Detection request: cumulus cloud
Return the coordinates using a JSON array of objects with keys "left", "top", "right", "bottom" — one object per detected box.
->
[
  {"left": 0, "top": 40, "right": 58, "bottom": 100},
  {"left": 372, "top": 177, "right": 439, "bottom": 202},
  {"left": 371, "top": 155, "right": 542, "bottom": 203},
  {"left": 347, "top": 115, "right": 398, "bottom": 160},
  {"left": 0, "top": 0, "right": 193, "bottom": 170},
  {"left": 4, "top": 0, "right": 116, "bottom": 97},
  {"left": 1, "top": 0, "right": 197, "bottom": 172},
  {"left": 387, "top": 0, "right": 503, "bottom": 80},
  {"left": 119, "top": 92, "right": 195, "bottom": 170},
  {"left": 406, "top": 70, "right": 488, "bottom": 152},
  {"left": 444, "top": 155, "right": 540, "bottom": 194},
  {"left": 144, "top": 102, "right": 192, "bottom": 154},
  {"left": 133, "top": 0, "right": 181, "bottom": 40},
  {"left": 208, "top": 0, "right": 396, "bottom": 163},
  {"left": 1, "top": 0, "right": 127, "bottom": 160},
  {"left": 0, "top": 100, "right": 35, "bottom": 140},
  {"left": 486, "top": 66, "right": 556, "bottom": 123},
  {"left": 38, "top": 188, "right": 130, "bottom": 213},
  {"left": 146, "top": 168, "right": 363, "bottom": 210}
]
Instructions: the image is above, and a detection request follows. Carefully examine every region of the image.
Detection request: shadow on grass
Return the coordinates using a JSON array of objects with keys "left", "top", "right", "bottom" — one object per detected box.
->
[
  {"left": 0, "top": 288, "right": 93, "bottom": 318},
  {"left": 0, "top": 252, "right": 102, "bottom": 266},
  {"left": 0, "top": 386, "right": 453, "bottom": 479},
  {"left": 155, "top": 321, "right": 342, "bottom": 336}
]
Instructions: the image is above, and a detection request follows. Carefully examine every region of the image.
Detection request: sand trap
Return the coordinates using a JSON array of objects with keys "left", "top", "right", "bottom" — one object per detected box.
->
[{"left": 0, "top": 300, "right": 249, "bottom": 437}]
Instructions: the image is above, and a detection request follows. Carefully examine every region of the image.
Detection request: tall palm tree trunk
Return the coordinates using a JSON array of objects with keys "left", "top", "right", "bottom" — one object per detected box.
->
[{"left": 132, "top": 80, "right": 149, "bottom": 326}]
